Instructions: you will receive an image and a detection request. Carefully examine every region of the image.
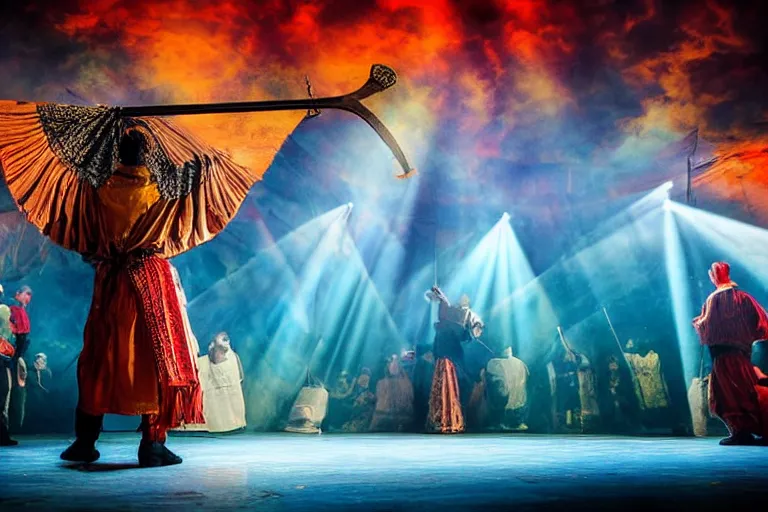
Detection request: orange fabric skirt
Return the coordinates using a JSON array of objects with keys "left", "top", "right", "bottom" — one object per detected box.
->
[
  {"left": 78, "top": 262, "right": 160, "bottom": 416},
  {"left": 426, "top": 358, "right": 465, "bottom": 434}
]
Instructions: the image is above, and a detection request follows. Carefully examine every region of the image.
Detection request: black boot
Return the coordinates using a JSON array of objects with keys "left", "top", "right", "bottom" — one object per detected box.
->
[
  {"left": 60, "top": 409, "right": 102, "bottom": 463},
  {"left": 719, "top": 432, "right": 756, "bottom": 446},
  {"left": 0, "top": 422, "right": 18, "bottom": 447},
  {"left": 60, "top": 439, "right": 101, "bottom": 462},
  {"left": 138, "top": 440, "right": 183, "bottom": 468}
]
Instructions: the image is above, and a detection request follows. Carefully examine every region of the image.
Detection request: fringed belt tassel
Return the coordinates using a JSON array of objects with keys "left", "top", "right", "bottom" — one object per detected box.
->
[{"left": 127, "top": 254, "right": 204, "bottom": 429}]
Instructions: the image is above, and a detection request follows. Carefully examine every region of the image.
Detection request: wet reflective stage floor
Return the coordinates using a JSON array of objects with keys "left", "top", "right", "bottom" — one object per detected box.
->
[{"left": 1, "top": 433, "right": 767, "bottom": 511}]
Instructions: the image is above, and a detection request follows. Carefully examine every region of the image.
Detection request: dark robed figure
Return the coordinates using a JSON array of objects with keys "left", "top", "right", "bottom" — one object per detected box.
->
[{"left": 693, "top": 261, "right": 768, "bottom": 445}]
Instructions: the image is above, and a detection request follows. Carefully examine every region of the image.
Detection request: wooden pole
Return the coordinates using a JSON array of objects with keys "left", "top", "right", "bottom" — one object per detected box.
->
[
  {"left": 686, "top": 128, "right": 699, "bottom": 205},
  {"left": 118, "top": 64, "right": 415, "bottom": 177},
  {"left": 602, "top": 306, "right": 627, "bottom": 357}
]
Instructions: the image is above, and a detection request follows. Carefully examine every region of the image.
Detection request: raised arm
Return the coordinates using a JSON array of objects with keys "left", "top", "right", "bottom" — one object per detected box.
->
[{"left": 429, "top": 286, "right": 451, "bottom": 307}]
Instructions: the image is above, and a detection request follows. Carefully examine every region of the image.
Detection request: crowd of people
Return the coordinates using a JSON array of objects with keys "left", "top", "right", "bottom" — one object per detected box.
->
[
  {"left": 281, "top": 263, "right": 768, "bottom": 447},
  {"left": 317, "top": 345, "right": 531, "bottom": 435},
  {"left": 293, "top": 334, "right": 672, "bottom": 436},
  {"left": 2, "top": 258, "right": 768, "bottom": 465}
]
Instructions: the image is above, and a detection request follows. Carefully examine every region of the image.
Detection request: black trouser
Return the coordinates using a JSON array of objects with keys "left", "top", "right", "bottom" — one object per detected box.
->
[
  {"left": 8, "top": 336, "right": 29, "bottom": 433},
  {"left": 0, "top": 363, "right": 12, "bottom": 438},
  {"left": 74, "top": 409, "right": 104, "bottom": 444},
  {"left": 9, "top": 379, "right": 25, "bottom": 432},
  {"left": 13, "top": 333, "right": 29, "bottom": 364},
  {"left": 73, "top": 409, "right": 166, "bottom": 444}
]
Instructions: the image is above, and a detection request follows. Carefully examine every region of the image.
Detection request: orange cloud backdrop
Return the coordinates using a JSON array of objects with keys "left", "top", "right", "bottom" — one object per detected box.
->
[{"left": 2, "top": 0, "right": 767, "bottom": 216}]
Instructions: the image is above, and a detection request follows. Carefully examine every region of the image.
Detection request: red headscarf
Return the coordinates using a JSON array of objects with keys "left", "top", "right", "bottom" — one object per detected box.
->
[{"left": 709, "top": 261, "right": 737, "bottom": 288}]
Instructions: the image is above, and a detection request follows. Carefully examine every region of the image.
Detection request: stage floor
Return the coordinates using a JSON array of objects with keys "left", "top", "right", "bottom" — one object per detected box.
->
[{"left": 1, "top": 433, "right": 767, "bottom": 511}]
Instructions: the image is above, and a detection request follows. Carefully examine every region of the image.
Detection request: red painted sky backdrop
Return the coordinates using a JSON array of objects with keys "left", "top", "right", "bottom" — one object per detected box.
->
[{"left": 1, "top": 0, "right": 767, "bottom": 218}]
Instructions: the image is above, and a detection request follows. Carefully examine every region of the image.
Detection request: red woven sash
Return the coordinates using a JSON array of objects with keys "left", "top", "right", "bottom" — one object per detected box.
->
[{"left": 127, "top": 255, "right": 204, "bottom": 428}]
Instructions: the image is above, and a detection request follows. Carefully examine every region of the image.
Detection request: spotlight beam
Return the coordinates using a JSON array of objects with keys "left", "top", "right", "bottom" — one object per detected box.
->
[
  {"left": 664, "top": 206, "right": 698, "bottom": 385},
  {"left": 568, "top": 181, "right": 674, "bottom": 257}
]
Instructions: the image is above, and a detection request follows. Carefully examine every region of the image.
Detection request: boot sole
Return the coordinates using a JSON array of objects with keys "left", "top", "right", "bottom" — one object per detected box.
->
[
  {"left": 138, "top": 457, "right": 183, "bottom": 468},
  {"left": 60, "top": 450, "right": 101, "bottom": 463}
]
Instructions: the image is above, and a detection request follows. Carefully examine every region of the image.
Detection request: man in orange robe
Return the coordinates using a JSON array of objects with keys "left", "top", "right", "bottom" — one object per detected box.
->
[
  {"left": 0, "top": 102, "right": 304, "bottom": 466},
  {"left": 693, "top": 261, "right": 768, "bottom": 445}
]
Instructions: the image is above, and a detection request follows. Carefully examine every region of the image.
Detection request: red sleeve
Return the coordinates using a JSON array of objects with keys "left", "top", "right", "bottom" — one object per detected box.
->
[
  {"left": 745, "top": 292, "right": 768, "bottom": 339},
  {"left": 9, "top": 305, "right": 30, "bottom": 334},
  {"left": 697, "top": 289, "right": 767, "bottom": 348}
]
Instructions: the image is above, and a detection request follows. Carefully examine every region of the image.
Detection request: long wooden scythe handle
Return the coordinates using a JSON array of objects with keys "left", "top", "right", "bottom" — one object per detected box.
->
[{"left": 119, "top": 64, "right": 416, "bottom": 178}]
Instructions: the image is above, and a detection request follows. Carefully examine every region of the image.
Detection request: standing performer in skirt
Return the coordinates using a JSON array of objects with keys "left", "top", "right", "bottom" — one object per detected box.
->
[
  {"left": 424, "top": 286, "right": 484, "bottom": 433},
  {"left": 693, "top": 261, "right": 768, "bottom": 445}
]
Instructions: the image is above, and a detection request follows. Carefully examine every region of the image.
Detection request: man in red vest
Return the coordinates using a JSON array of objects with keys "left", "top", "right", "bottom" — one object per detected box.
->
[{"left": 9, "top": 285, "right": 32, "bottom": 362}]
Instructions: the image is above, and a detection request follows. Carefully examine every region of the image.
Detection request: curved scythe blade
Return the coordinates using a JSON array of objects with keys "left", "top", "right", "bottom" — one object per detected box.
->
[{"left": 118, "top": 64, "right": 416, "bottom": 178}]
